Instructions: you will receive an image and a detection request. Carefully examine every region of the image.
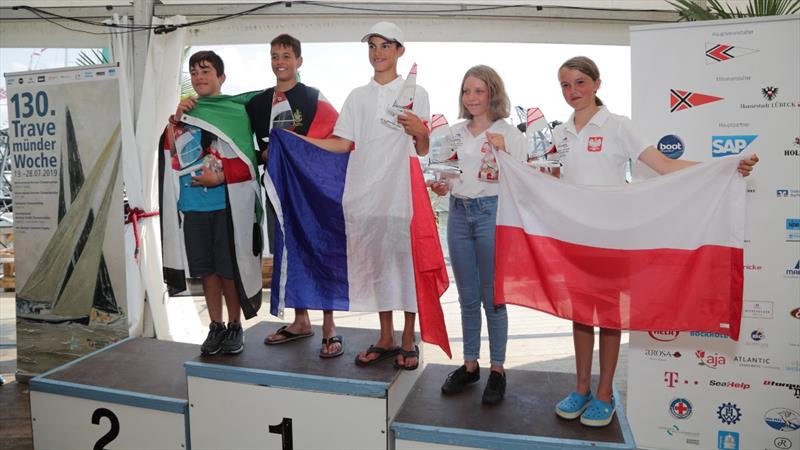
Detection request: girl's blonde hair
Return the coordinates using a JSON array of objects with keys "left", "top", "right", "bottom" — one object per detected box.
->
[{"left": 458, "top": 65, "right": 510, "bottom": 121}]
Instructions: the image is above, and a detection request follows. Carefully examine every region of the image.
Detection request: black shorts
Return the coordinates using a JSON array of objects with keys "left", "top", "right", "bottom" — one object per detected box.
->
[{"left": 182, "top": 210, "right": 235, "bottom": 279}]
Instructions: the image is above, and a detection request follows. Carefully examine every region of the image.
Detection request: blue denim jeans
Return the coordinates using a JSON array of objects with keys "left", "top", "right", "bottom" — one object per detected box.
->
[{"left": 447, "top": 195, "right": 507, "bottom": 366}]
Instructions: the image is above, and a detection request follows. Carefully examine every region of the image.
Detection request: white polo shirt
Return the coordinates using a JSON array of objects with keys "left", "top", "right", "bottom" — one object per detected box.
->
[
  {"left": 449, "top": 119, "right": 528, "bottom": 199},
  {"left": 334, "top": 75, "right": 430, "bottom": 153},
  {"left": 552, "top": 106, "right": 649, "bottom": 186}
]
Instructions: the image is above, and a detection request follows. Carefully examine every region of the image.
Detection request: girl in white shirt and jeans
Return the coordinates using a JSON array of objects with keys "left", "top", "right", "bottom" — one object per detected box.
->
[{"left": 432, "top": 65, "right": 528, "bottom": 404}]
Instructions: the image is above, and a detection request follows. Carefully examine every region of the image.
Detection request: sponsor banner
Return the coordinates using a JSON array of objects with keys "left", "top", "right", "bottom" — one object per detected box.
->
[
  {"left": 5, "top": 65, "right": 128, "bottom": 375},
  {"left": 629, "top": 15, "right": 800, "bottom": 450}
]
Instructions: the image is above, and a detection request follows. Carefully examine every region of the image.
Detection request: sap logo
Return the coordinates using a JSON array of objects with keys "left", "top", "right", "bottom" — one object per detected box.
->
[
  {"left": 665, "top": 371, "right": 700, "bottom": 388},
  {"left": 786, "top": 261, "right": 800, "bottom": 278},
  {"left": 718, "top": 430, "right": 740, "bottom": 450},
  {"left": 650, "top": 331, "right": 680, "bottom": 342},
  {"left": 658, "top": 135, "right": 685, "bottom": 159},
  {"left": 717, "top": 402, "right": 742, "bottom": 425},
  {"left": 764, "top": 408, "right": 800, "bottom": 432},
  {"left": 696, "top": 350, "right": 726, "bottom": 369},
  {"left": 670, "top": 398, "right": 693, "bottom": 419},
  {"left": 712, "top": 135, "right": 757, "bottom": 157}
]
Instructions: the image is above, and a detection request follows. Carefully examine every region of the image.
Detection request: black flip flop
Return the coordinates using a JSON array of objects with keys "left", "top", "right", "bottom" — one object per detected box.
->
[
  {"left": 319, "top": 335, "right": 344, "bottom": 359},
  {"left": 264, "top": 325, "right": 314, "bottom": 345},
  {"left": 354, "top": 345, "right": 399, "bottom": 366},
  {"left": 394, "top": 345, "right": 420, "bottom": 371}
]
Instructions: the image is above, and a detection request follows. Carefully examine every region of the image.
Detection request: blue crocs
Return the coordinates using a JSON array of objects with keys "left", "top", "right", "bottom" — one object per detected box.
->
[
  {"left": 555, "top": 391, "right": 593, "bottom": 419},
  {"left": 580, "top": 397, "right": 616, "bottom": 427}
]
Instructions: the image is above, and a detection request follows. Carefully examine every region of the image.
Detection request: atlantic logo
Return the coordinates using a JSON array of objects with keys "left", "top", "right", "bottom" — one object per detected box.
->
[
  {"left": 735, "top": 355, "right": 778, "bottom": 370},
  {"left": 657, "top": 135, "right": 684, "bottom": 159},
  {"left": 786, "top": 261, "right": 800, "bottom": 278},
  {"left": 712, "top": 135, "right": 757, "bottom": 157},
  {"left": 671, "top": 89, "right": 723, "bottom": 112},
  {"left": 705, "top": 43, "right": 758, "bottom": 64}
]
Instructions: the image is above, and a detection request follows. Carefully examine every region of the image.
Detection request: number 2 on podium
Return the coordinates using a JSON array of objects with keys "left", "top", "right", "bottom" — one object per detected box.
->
[
  {"left": 269, "top": 417, "right": 293, "bottom": 450},
  {"left": 91, "top": 408, "right": 120, "bottom": 450}
]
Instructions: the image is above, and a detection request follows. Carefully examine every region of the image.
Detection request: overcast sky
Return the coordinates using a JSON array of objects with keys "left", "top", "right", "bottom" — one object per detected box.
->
[{"left": 1, "top": 42, "right": 630, "bottom": 129}]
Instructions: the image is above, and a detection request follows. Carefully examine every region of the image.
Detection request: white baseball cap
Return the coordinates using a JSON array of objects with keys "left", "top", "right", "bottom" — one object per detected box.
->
[{"left": 361, "top": 21, "right": 404, "bottom": 46}]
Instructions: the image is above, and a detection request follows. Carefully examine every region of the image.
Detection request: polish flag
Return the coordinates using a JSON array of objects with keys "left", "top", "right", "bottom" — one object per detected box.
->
[{"left": 494, "top": 151, "right": 746, "bottom": 340}]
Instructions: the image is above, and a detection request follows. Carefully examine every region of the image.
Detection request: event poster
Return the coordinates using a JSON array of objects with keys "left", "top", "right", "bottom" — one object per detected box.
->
[
  {"left": 628, "top": 16, "right": 800, "bottom": 450},
  {"left": 5, "top": 64, "right": 127, "bottom": 375}
]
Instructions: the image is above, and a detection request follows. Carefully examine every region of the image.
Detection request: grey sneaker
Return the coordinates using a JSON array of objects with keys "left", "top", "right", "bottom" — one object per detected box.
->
[
  {"left": 221, "top": 322, "right": 245, "bottom": 355},
  {"left": 201, "top": 321, "right": 227, "bottom": 355}
]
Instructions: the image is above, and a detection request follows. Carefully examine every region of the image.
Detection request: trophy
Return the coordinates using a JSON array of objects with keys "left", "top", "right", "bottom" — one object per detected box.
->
[
  {"left": 523, "top": 107, "right": 563, "bottom": 169},
  {"left": 381, "top": 63, "right": 417, "bottom": 131},
  {"left": 424, "top": 114, "right": 461, "bottom": 182}
]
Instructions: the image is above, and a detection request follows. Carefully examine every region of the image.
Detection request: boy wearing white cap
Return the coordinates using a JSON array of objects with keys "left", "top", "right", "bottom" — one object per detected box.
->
[{"left": 299, "top": 21, "right": 431, "bottom": 370}]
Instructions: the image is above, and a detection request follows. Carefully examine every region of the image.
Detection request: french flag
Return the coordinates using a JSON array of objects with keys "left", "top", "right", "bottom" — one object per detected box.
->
[
  {"left": 265, "top": 129, "right": 451, "bottom": 356},
  {"left": 494, "top": 151, "right": 746, "bottom": 340}
]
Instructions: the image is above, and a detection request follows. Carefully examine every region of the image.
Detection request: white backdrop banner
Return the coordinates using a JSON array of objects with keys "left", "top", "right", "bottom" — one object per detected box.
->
[
  {"left": 5, "top": 64, "right": 128, "bottom": 375},
  {"left": 627, "top": 15, "right": 800, "bottom": 450}
]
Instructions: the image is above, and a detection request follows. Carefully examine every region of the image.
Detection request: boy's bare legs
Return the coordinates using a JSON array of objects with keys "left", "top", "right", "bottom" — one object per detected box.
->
[
  {"left": 220, "top": 277, "right": 241, "bottom": 323},
  {"left": 265, "top": 309, "right": 313, "bottom": 343},
  {"left": 320, "top": 310, "right": 340, "bottom": 355},
  {"left": 395, "top": 312, "right": 418, "bottom": 369},
  {"left": 356, "top": 311, "right": 395, "bottom": 364},
  {"left": 202, "top": 274, "right": 224, "bottom": 323}
]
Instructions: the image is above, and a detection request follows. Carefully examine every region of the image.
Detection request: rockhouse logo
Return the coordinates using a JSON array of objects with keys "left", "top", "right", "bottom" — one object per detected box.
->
[
  {"left": 717, "top": 402, "right": 742, "bottom": 425},
  {"left": 696, "top": 350, "right": 726, "bottom": 369},
  {"left": 670, "top": 89, "right": 723, "bottom": 112},
  {"left": 664, "top": 371, "right": 700, "bottom": 388},
  {"left": 670, "top": 398, "right": 693, "bottom": 419},
  {"left": 787, "top": 261, "right": 800, "bottom": 278},
  {"left": 709, "top": 379, "right": 751, "bottom": 390},
  {"left": 689, "top": 331, "right": 729, "bottom": 339},
  {"left": 705, "top": 42, "right": 758, "bottom": 64},
  {"left": 645, "top": 349, "right": 682, "bottom": 360},
  {"left": 763, "top": 86, "right": 779, "bottom": 100},
  {"left": 712, "top": 135, "right": 757, "bottom": 157},
  {"left": 764, "top": 408, "right": 800, "bottom": 432},
  {"left": 763, "top": 380, "right": 800, "bottom": 398},
  {"left": 650, "top": 331, "right": 680, "bottom": 341}
]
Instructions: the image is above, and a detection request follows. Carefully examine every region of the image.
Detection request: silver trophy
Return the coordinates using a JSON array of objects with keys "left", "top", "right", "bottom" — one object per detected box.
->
[
  {"left": 523, "top": 107, "right": 563, "bottom": 169},
  {"left": 424, "top": 114, "right": 461, "bottom": 182}
]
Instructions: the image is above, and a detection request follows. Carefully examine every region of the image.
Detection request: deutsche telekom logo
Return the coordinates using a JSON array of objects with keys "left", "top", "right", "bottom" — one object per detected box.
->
[{"left": 664, "top": 371, "right": 700, "bottom": 388}]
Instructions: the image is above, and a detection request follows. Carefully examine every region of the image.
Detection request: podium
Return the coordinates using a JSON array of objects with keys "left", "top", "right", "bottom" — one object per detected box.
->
[
  {"left": 391, "top": 364, "right": 635, "bottom": 450},
  {"left": 29, "top": 337, "right": 199, "bottom": 450},
  {"left": 185, "top": 322, "right": 422, "bottom": 450}
]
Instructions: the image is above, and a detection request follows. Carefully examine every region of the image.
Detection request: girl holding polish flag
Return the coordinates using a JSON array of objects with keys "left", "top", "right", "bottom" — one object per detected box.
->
[{"left": 548, "top": 56, "right": 759, "bottom": 427}]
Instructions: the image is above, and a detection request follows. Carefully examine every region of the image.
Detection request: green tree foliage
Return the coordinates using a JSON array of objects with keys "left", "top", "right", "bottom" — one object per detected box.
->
[{"left": 668, "top": 0, "right": 800, "bottom": 21}]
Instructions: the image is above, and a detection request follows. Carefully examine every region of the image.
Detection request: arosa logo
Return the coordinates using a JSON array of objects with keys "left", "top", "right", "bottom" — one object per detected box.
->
[
  {"left": 650, "top": 331, "right": 679, "bottom": 342},
  {"left": 712, "top": 135, "right": 757, "bottom": 157},
  {"left": 695, "top": 350, "right": 726, "bottom": 369},
  {"left": 658, "top": 135, "right": 684, "bottom": 159}
]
